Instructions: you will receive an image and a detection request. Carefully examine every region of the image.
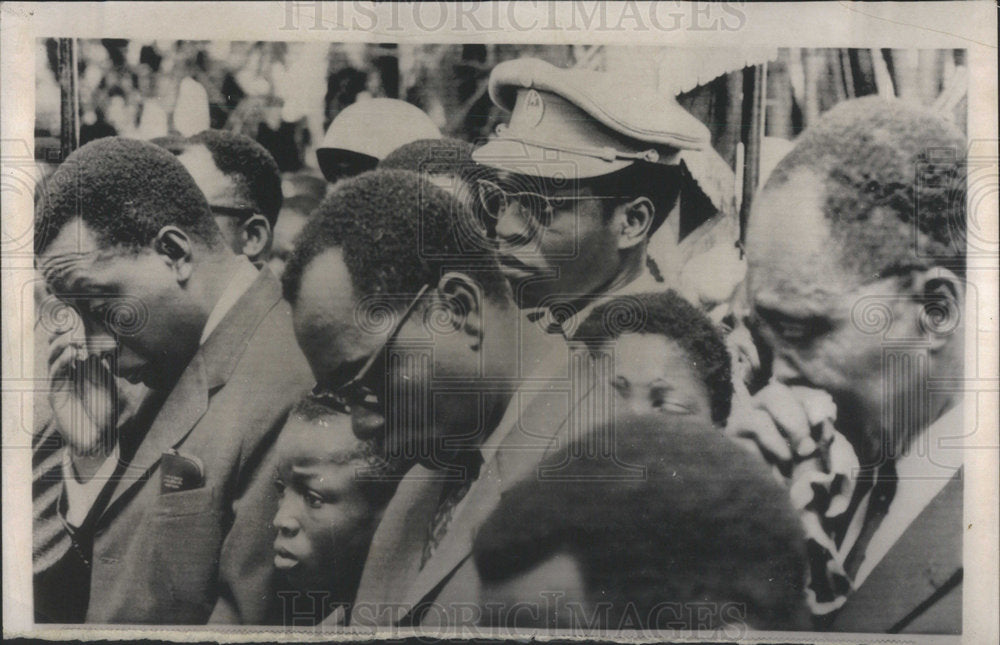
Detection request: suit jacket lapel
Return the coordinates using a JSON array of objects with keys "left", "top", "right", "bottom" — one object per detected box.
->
[
  {"left": 100, "top": 270, "right": 282, "bottom": 517},
  {"left": 102, "top": 357, "right": 209, "bottom": 515},
  {"left": 351, "top": 468, "right": 444, "bottom": 624},
  {"left": 400, "top": 459, "right": 504, "bottom": 611},
  {"left": 198, "top": 268, "right": 284, "bottom": 389},
  {"left": 399, "top": 347, "right": 602, "bottom": 613},
  {"left": 831, "top": 469, "right": 963, "bottom": 632}
]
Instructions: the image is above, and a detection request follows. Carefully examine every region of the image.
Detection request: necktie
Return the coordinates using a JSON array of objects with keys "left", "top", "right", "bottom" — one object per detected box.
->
[
  {"left": 421, "top": 451, "right": 484, "bottom": 569},
  {"left": 843, "top": 461, "right": 899, "bottom": 580},
  {"left": 32, "top": 419, "right": 72, "bottom": 575}
]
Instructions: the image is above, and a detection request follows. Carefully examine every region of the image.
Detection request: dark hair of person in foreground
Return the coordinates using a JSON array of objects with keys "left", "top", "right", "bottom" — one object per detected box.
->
[{"left": 473, "top": 413, "right": 809, "bottom": 632}]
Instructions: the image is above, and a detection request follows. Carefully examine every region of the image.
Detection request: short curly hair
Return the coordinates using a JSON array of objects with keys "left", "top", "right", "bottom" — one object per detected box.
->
[
  {"left": 282, "top": 169, "right": 509, "bottom": 306},
  {"left": 35, "top": 137, "right": 222, "bottom": 255},
  {"left": 286, "top": 397, "right": 407, "bottom": 507},
  {"left": 576, "top": 290, "right": 733, "bottom": 425},
  {"left": 766, "top": 96, "right": 967, "bottom": 278},
  {"left": 473, "top": 414, "right": 808, "bottom": 630},
  {"left": 381, "top": 138, "right": 498, "bottom": 240},
  {"left": 187, "top": 129, "right": 283, "bottom": 225},
  {"left": 379, "top": 138, "right": 476, "bottom": 179}
]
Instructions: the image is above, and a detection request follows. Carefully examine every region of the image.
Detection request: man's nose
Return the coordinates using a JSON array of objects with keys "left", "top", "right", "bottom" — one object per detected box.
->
[
  {"left": 273, "top": 500, "right": 300, "bottom": 537},
  {"left": 351, "top": 405, "right": 386, "bottom": 441}
]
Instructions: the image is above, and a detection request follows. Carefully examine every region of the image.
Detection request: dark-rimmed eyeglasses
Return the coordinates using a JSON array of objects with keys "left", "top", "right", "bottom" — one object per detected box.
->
[
  {"left": 475, "top": 179, "right": 620, "bottom": 228},
  {"left": 309, "top": 284, "right": 430, "bottom": 414}
]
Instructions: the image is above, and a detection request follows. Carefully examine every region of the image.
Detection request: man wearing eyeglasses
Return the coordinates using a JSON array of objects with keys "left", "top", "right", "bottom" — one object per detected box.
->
[
  {"left": 471, "top": 58, "right": 720, "bottom": 337},
  {"left": 173, "top": 129, "right": 284, "bottom": 266},
  {"left": 281, "top": 169, "right": 605, "bottom": 628}
]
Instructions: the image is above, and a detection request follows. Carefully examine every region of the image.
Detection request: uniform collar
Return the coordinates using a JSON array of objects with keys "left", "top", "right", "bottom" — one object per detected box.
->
[
  {"left": 521, "top": 263, "right": 664, "bottom": 338},
  {"left": 562, "top": 263, "right": 662, "bottom": 338}
]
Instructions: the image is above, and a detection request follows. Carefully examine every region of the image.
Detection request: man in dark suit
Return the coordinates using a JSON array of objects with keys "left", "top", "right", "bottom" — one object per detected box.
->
[
  {"left": 281, "top": 169, "right": 600, "bottom": 628},
  {"left": 732, "top": 97, "right": 967, "bottom": 633},
  {"left": 34, "top": 137, "right": 313, "bottom": 624},
  {"left": 34, "top": 129, "right": 286, "bottom": 622}
]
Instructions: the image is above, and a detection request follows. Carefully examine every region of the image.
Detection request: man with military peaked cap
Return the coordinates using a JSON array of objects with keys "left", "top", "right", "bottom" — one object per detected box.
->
[{"left": 473, "top": 58, "right": 729, "bottom": 337}]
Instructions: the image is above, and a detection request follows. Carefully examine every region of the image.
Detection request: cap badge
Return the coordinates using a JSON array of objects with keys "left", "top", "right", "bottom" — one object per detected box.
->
[{"left": 523, "top": 89, "right": 544, "bottom": 128}]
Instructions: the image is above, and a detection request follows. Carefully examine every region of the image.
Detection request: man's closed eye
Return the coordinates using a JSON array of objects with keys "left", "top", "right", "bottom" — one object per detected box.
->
[
  {"left": 305, "top": 490, "right": 326, "bottom": 509},
  {"left": 649, "top": 387, "right": 694, "bottom": 415},
  {"left": 755, "top": 307, "right": 832, "bottom": 344}
]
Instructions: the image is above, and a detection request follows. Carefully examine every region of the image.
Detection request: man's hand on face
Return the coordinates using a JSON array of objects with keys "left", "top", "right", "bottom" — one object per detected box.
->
[
  {"left": 47, "top": 326, "right": 120, "bottom": 478},
  {"left": 727, "top": 379, "right": 861, "bottom": 567},
  {"left": 726, "top": 380, "right": 839, "bottom": 478}
]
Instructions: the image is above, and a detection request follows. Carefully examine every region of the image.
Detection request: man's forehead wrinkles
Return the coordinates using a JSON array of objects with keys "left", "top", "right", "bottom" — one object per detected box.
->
[
  {"left": 38, "top": 250, "right": 100, "bottom": 285},
  {"left": 751, "top": 256, "right": 844, "bottom": 293},
  {"left": 752, "top": 279, "right": 839, "bottom": 315},
  {"left": 40, "top": 248, "right": 99, "bottom": 268}
]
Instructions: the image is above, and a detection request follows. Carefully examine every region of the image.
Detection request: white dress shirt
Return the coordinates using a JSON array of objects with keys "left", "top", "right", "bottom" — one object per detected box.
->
[{"left": 63, "top": 259, "right": 259, "bottom": 527}]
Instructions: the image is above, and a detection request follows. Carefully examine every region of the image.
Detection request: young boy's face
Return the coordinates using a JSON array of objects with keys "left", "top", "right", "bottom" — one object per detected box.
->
[{"left": 272, "top": 411, "right": 380, "bottom": 594}]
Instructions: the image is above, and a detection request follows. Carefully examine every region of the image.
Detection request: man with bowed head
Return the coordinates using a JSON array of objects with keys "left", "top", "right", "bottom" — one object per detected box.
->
[
  {"left": 34, "top": 137, "right": 312, "bottom": 624},
  {"left": 281, "top": 169, "right": 608, "bottom": 628},
  {"left": 733, "top": 97, "right": 967, "bottom": 633}
]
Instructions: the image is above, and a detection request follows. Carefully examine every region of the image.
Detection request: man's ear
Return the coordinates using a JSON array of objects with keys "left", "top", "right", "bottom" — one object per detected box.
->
[
  {"left": 615, "top": 197, "right": 654, "bottom": 250},
  {"left": 240, "top": 214, "right": 272, "bottom": 265},
  {"left": 153, "top": 226, "right": 194, "bottom": 283},
  {"left": 436, "top": 271, "right": 484, "bottom": 350},
  {"left": 911, "top": 267, "right": 964, "bottom": 351}
]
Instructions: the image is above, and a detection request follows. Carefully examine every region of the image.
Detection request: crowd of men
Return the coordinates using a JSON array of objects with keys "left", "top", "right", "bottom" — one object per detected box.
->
[{"left": 32, "top": 57, "right": 967, "bottom": 635}]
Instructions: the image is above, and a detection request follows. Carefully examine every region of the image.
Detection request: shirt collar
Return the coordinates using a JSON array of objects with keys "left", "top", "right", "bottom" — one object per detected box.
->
[
  {"left": 199, "top": 258, "right": 259, "bottom": 346},
  {"left": 895, "top": 400, "right": 965, "bottom": 480}
]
